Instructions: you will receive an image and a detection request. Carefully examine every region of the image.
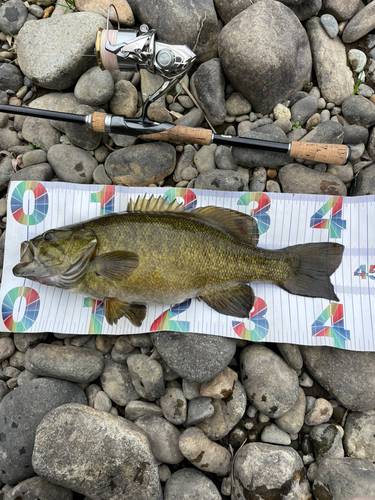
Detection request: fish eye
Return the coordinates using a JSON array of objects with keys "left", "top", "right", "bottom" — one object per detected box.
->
[{"left": 44, "top": 232, "right": 52, "bottom": 242}]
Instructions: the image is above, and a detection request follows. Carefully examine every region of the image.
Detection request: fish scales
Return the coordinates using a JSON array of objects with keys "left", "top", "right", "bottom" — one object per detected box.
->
[{"left": 74, "top": 212, "right": 290, "bottom": 304}]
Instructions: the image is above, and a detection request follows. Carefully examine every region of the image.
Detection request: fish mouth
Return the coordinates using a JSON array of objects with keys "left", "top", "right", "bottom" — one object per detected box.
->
[
  {"left": 20, "top": 241, "right": 34, "bottom": 263},
  {"left": 13, "top": 241, "right": 46, "bottom": 279}
]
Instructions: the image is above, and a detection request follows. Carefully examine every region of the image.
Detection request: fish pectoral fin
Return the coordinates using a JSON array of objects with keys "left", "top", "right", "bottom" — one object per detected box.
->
[
  {"left": 104, "top": 297, "right": 130, "bottom": 325},
  {"left": 125, "top": 304, "right": 147, "bottom": 327},
  {"left": 94, "top": 251, "right": 139, "bottom": 281},
  {"left": 200, "top": 284, "right": 255, "bottom": 318},
  {"left": 192, "top": 207, "right": 259, "bottom": 246}
]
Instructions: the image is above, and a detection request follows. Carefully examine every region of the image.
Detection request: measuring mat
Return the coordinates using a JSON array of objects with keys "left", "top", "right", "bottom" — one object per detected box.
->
[{"left": 1, "top": 181, "right": 374, "bottom": 351}]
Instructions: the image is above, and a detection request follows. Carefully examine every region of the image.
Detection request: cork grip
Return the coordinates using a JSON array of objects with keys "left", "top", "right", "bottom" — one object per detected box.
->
[
  {"left": 91, "top": 112, "right": 106, "bottom": 133},
  {"left": 290, "top": 142, "right": 350, "bottom": 165},
  {"left": 139, "top": 126, "right": 212, "bottom": 145}
]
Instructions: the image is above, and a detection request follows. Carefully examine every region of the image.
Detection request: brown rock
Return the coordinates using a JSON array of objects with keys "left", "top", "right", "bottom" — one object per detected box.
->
[{"left": 200, "top": 367, "right": 238, "bottom": 399}]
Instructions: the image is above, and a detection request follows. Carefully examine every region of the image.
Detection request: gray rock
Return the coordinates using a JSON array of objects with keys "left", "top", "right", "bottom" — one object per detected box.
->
[
  {"left": 150, "top": 332, "right": 237, "bottom": 383},
  {"left": 305, "top": 398, "right": 334, "bottom": 426},
  {"left": 291, "top": 95, "right": 318, "bottom": 126},
  {"left": 11, "top": 163, "right": 54, "bottom": 182},
  {"left": 22, "top": 117, "right": 61, "bottom": 152},
  {"left": 327, "top": 163, "right": 354, "bottom": 184},
  {"left": 214, "top": 145, "right": 238, "bottom": 170},
  {"left": 0, "top": 156, "right": 15, "bottom": 190},
  {"left": 109, "top": 79, "right": 138, "bottom": 117},
  {"left": 342, "top": 0, "right": 375, "bottom": 43},
  {"left": 14, "top": 333, "right": 48, "bottom": 354},
  {"left": 232, "top": 442, "right": 311, "bottom": 499},
  {"left": 218, "top": 0, "right": 312, "bottom": 113},
  {"left": 93, "top": 164, "right": 112, "bottom": 184},
  {"left": 301, "top": 346, "right": 375, "bottom": 411},
  {"left": 194, "top": 144, "right": 216, "bottom": 173},
  {"left": 32, "top": 403, "right": 162, "bottom": 500},
  {"left": 74, "top": 66, "right": 114, "bottom": 106},
  {"left": 174, "top": 108, "right": 204, "bottom": 128},
  {"left": 127, "top": 354, "right": 165, "bottom": 401},
  {"left": 320, "top": 14, "right": 339, "bottom": 38},
  {"left": 279, "top": 163, "right": 347, "bottom": 195},
  {"left": 323, "top": 0, "right": 362, "bottom": 22},
  {"left": 134, "top": 415, "right": 184, "bottom": 464},
  {"left": 277, "top": 343, "right": 303, "bottom": 370},
  {"left": 261, "top": 423, "right": 291, "bottom": 445},
  {"left": 351, "top": 164, "right": 375, "bottom": 195},
  {"left": 249, "top": 166, "right": 267, "bottom": 192},
  {"left": 25, "top": 343, "right": 103, "bottom": 383},
  {"left": 313, "top": 457, "right": 375, "bottom": 499},
  {"left": 47, "top": 143, "right": 98, "bottom": 183},
  {"left": 28, "top": 92, "right": 80, "bottom": 133},
  {"left": 0, "top": 337, "right": 15, "bottom": 362},
  {"left": 190, "top": 58, "right": 226, "bottom": 126},
  {"left": 291, "top": 0, "right": 322, "bottom": 21},
  {"left": 22, "top": 149, "right": 47, "bottom": 167},
  {"left": 344, "top": 411, "right": 375, "bottom": 461},
  {"left": 0, "top": 124, "right": 22, "bottom": 150},
  {"left": 125, "top": 400, "right": 163, "bottom": 421},
  {"left": 64, "top": 105, "right": 101, "bottom": 150},
  {"left": 301, "top": 120, "right": 344, "bottom": 145},
  {"left": 0, "top": 63, "right": 23, "bottom": 92},
  {"left": 105, "top": 142, "right": 175, "bottom": 186},
  {"left": 182, "top": 379, "right": 201, "bottom": 400},
  {"left": 275, "top": 387, "right": 306, "bottom": 435},
  {"left": 0, "top": 0, "right": 28, "bottom": 35},
  {"left": 233, "top": 124, "right": 291, "bottom": 167},
  {"left": 173, "top": 144, "right": 196, "bottom": 182},
  {"left": 159, "top": 386, "right": 187, "bottom": 425},
  {"left": 111, "top": 336, "right": 135, "bottom": 364},
  {"left": 128, "top": 0, "right": 218, "bottom": 63},
  {"left": 226, "top": 93, "right": 251, "bottom": 116},
  {"left": 100, "top": 354, "right": 140, "bottom": 406},
  {"left": 213, "top": 0, "right": 250, "bottom": 24},
  {"left": 17, "top": 13, "right": 107, "bottom": 90},
  {"left": 306, "top": 16, "right": 354, "bottom": 105},
  {"left": 342, "top": 95, "right": 375, "bottom": 127},
  {"left": 164, "top": 468, "right": 221, "bottom": 500},
  {"left": 179, "top": 427, "right": 231, "bottom": 475},
  {"left": 196, "top": 380, "right": 247, "bottom": 440},
  {"left": 194, "top": 169, "right": 248, "bottom": 191},
  {"left": 0, "top": 378, "right": 86, "bottom": 484},
  {"left": 343, "top": 125, "right": 369, "bottom": 144},
  {"left": 185, "top": 396, "right": 214, "bottom": 426},
  {"left": 240, "top": 344, "right": 300, "bottom": 418},
  {"left": 4, "top": 476, "right": 73, "bottom": 500}
]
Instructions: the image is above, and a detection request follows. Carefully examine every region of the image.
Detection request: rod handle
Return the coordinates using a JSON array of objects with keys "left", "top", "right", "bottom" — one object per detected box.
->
[
  {"left": 91, "top": 112, "right": 107, "bottom": 132},
  {"left": 290, "top": 142, "right": 350, "bottom": 165},
  {"left": 139, "top": 126, "right": 212, "bottom": 145}
]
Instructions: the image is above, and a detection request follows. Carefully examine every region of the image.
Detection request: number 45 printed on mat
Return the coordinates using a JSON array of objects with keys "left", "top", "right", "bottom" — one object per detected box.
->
[{"left": 310, "top": 196, "right": 346, "bottom": 239}]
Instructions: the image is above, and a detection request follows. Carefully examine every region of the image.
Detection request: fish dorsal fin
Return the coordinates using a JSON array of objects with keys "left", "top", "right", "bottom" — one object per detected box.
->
[
  {"left": 192, "top": 206, "right": 259, "bottom": 246},
  {"left": 127, "top": 195, "right": 186, "bottom": 213}
]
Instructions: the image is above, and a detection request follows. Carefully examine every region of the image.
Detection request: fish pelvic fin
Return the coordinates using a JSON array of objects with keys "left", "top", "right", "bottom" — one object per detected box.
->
[
  {"left": 281, "top": 242, "right": 344, "bottom": 301},
  {"left": 127, "top": 195, "right": 185, "bottom": 213},
  {"left": 200, "top": 284, "right": 255, "bottom": 318},
  {"left": 104, "top": 298, "right": 146, "bottom": 326},
  {"left": 93, "top": 251, "right": 139, "bottom": 281},
  {"left": 192, "top": 206, "right": 259, "bottom": 246},
  {"left": 125, "top": 304, "right": 147, "bottom": 327}
]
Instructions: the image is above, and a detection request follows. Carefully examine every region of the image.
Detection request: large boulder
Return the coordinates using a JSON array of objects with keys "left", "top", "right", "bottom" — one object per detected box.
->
[{"left": 218, "top": 0, "right": 312, "bottom": 113}]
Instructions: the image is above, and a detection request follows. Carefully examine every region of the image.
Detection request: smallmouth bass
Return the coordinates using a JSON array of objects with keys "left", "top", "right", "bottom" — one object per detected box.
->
[{"left": 13, "top": 195, "right": 344, "bottom": 327}]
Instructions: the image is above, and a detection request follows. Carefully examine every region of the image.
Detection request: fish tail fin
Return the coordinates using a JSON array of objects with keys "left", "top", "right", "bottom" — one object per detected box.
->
[{"left": 281, "top": 242, "right": 344, "bottom": 301}]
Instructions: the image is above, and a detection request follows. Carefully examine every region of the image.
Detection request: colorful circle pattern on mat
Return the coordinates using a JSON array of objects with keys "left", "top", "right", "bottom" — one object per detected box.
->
[
  {"left": 237, "top": 192, "right": 271, "bottom": 234},
  {"left": 163, "top": 188, "right": 197, "bottom": 211},
  {"left": 11, "top": 181, "right": 49, "bottom": 225},
  {"left": 232, "top": 296, "right": 269, "bottom": 341},
  {"left": 2, "top": 286, "right": 40, "bottom": 332}
]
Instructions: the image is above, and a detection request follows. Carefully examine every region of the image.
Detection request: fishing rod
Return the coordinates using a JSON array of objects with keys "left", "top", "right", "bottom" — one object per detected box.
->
[{"left": 0, "top": 5, "right": 351, "bottom": 166}]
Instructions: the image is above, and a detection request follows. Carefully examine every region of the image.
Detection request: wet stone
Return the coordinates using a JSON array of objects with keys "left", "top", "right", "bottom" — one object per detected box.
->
[
  {"left": 24, "top": 343, "right": 104, "bottom": 383},
  {"left": 0, "top": 378, "right": 86, "bottom": 484},
  {"left": 310, "top": 423, "right": 345, "bottom": 465}
]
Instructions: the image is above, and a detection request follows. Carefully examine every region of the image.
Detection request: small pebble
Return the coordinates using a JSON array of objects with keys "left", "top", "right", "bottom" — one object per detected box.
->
[
  {"left": 320, "top": 14, "right": 339, "bottom": 38},
  {"left": 305, "top": 398, "right": 334, "bottom": 426}
]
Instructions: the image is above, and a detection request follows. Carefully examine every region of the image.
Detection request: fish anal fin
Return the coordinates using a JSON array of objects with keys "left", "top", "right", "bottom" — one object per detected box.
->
[
  {"left": 200, "top": 284, "right": 255, "bottom": 318},
  {"left": 192, "top": 207, "right": 259, "bottom": 246},
  {"left": 104, "top": 298, "right": 130, "bottom": 325},
  {"left": 125, "top": 304, "right": 147, "bottom": 327},
  {"left": 127, "top": 195, "right": 185, "bottom": 213},
  {"left": 94, "top": 251, "right": 139, "bottom": 281}
]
